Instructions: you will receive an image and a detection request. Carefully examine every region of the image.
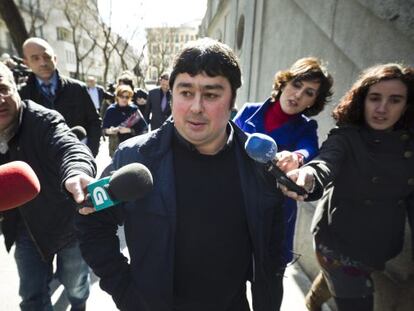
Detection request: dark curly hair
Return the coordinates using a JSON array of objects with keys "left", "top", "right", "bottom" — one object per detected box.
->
[
  {"left": 271, "top": 57, "right": 333, "bottom": 116},
  {"left": 169, "top": 38, "right": 242, "bottom": 109},
  {"left": 333, "top": 63, "right": 414, "bottom": 129}
]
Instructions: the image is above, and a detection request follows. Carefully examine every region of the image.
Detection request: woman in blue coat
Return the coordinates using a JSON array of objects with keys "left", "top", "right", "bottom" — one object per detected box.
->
[{"left": 234, "top": 57, "right": 334, "bottom": 309}]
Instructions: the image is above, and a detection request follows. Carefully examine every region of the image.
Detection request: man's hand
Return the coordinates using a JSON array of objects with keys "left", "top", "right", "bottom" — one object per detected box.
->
[
  {"left": 65, "top": 173, "right": 96, "bottom": 215},
  {"left": 279, "top": 166, "right": 315, "bottom": 201}
]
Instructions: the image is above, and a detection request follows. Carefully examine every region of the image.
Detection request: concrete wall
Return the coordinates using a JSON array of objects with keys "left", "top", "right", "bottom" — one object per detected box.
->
[{"left": 201, "top": 1, "right": 414, "bottom": 310}]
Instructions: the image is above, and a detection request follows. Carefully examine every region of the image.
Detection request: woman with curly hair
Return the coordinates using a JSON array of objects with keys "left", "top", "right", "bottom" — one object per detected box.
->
[
  {"left": 234, "top": 57, "right": 334, "bottom": 309},
  {"left": 282, "top": 63, "right": 414, "bottom": 311}
]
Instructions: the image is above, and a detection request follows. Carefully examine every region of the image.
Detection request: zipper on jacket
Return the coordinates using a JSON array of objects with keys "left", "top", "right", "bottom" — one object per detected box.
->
[{"left": 251, "top": 253, "right": 256, "bottom": 282}]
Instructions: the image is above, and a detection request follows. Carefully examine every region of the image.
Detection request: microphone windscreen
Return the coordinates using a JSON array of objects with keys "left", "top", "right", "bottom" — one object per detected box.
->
[
  {"left": 109, "top": 163, "right": 153, "bottom": 201},
  {"left": 245, "top": 133, "right": 278, "bottom": 163},
  {"left": 71, "top": 126, "right": 87, "bottom": 141},
  {"left": 0, "top": 161, "right": 41, "bottom": 211}
]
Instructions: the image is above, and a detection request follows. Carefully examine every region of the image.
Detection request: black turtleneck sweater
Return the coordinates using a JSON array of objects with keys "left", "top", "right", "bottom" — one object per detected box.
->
[{"left": 172, "top": 131, "right": 252, "bottom": 311}]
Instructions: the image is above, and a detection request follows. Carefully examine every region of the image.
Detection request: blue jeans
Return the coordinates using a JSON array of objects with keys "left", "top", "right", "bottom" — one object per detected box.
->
[{"left": 14, "top": 225, "right": 90, "bottom": 311}]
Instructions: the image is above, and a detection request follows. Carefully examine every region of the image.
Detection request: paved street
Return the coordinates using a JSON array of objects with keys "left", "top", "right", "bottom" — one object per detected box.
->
[{"left": 0, "top": 140, "right": 331, "bottom": 310}]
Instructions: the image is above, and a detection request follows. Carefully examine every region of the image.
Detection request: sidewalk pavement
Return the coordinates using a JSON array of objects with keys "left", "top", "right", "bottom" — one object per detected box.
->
[{"left": 0, "top": 140, "right": 333, "bottom": 310}]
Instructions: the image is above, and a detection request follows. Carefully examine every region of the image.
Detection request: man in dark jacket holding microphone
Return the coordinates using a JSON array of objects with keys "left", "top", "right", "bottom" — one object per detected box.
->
[{"left": 0, "top": 61, "right": 96, "bottom": 311}]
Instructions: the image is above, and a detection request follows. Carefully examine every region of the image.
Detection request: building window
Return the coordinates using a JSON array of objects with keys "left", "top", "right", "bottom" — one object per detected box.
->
[
  {"left": 65, "top": 50, "right": 75, "bottom": 64},
  {"left": 57, "top": 27, "right": 71, "bottom": 42},
  {"left": 35, "top": 26, "right": 44, "bottom": 38}
]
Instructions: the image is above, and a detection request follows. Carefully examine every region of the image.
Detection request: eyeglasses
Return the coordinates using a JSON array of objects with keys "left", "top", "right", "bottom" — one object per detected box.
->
[
  {"left": 0, "top": 86, "right": 14, "bottom": 99},
  {"left": 118, "top": 95, "right": 131, "bottom": 100}
]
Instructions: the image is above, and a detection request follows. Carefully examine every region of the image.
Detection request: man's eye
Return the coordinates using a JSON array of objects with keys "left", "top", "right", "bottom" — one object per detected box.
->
[
  {"left": 204, "top": 93, "right": 218, "bottom": 99},
  {"left": 181, "top": 91, "right": 192, "bottom": 97},
  {"left": 0, "top": 87, "right": 10, "bottom": 95}
]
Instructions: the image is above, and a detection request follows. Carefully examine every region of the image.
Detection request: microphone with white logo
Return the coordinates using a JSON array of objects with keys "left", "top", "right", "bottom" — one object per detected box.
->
[
  {"left": 85, "top": 163, "right": 153, "bottom": 211},
  {"left": 245, "top": 133, "right": 307, "bottom": 195}
]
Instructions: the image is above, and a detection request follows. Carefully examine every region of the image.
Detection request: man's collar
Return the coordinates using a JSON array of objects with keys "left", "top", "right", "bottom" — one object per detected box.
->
[
  {"left": 36, "top": 71, "right": 58, "bottom": 88},
  {"left": 173, "top": 122, "right": 235, "bottom": 155}
]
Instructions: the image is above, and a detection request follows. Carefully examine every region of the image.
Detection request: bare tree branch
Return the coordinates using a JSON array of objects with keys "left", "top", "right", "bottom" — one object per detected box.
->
[
  {"left": 0, "top": 0, "right": 29, "bottom": 56},
  {"left": 57, "top": 0, "right": 98, "bottom": 79}
]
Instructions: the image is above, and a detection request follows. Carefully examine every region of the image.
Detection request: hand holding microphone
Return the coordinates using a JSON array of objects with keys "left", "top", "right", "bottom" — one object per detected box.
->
[
  {"left": 244, "top": 133, "right": 309, "bottom": 196},
  {"left": 66, "top": 163, "right": 154, "bottom": 215},
  {"left": 0, "top": 161, "right": 41, "bottom": 211},
  {"left": 281, "top": 167, "right": 316, "bottom": 201},
  {"left": 105, "top": 127, "right": 119, "bottom": 135},
  {"left": 275, "top": 150, "right": 302, "bottom": 173}
]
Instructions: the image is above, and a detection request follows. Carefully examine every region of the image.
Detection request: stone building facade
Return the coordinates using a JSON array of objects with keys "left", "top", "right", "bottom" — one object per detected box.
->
[{"left": 201, "top": 1, "right": 414, "bottom": 310}]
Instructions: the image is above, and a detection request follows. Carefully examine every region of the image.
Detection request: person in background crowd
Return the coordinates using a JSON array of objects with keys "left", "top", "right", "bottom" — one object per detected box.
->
[
  {"left": 134, "top": 88, "right": 148, "bottom": 116},
  {"left": 86, "top": 76, "right": 112, "bottom": 113},
  {"left": 234, "top": 57, "right": 333, "bottom": 310},
  {"left": 281, "top": 63, "right": 414, "bottom": 311},
  {"left": 115, "top": 70, "right": 148, "bottom": 116},
  {"left": 0, "top": 62, "right": 96, "bottom": 311},
  {"left": 76, "top": 38, "right": 285, "bottom": 311},
  {"left": 145, "top": 72, "right": 171, "bottom": 130},
  {"left": 19, "top": 37, "right": 102, "bottom": 157},
  {"left": 102, "top": 84, "right": 147, "bottom": 157}
]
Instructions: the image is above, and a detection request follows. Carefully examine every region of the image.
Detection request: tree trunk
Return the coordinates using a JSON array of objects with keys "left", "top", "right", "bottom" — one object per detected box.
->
[{"left": 0, "top": 0, "right": 29, "bottom": 56}]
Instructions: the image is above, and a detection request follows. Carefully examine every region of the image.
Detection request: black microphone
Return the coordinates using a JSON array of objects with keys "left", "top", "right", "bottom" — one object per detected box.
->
[
  {"left": 71, "top": 125, "right": 87, "bottom": 141},
  {"left": 11, "top": 55, "right": 26, "bottom": 65},
  {"left": 245, "top": 133, "right": 307, "bottom": 195},
  {"left": 85, "top": 163, "right": 153, "bottom": 211}
]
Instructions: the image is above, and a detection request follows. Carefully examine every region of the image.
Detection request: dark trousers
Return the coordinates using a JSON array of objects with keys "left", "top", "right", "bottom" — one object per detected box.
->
[
  {"left": 274, "top": 268, "right": 285, "bottom": 310},
  {"left": 334, "top": 295, "right": 374, "bottom": 311},
  {"left": 14, "top": 226, "right": 90, "bottom": 310}
]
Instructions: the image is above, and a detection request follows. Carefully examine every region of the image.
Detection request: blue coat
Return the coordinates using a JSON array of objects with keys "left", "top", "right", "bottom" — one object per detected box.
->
[
  {"left": 76, "top": 120, "right": 285, "bottom": 311},
  {"left": 234, "top": 99, "right": 319, "bottom": 263}
]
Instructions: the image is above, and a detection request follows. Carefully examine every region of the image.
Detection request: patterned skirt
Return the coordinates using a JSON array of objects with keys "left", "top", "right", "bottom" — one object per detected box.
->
[{"left": 314, "top": 239, "right": 375, "bottom": 298}]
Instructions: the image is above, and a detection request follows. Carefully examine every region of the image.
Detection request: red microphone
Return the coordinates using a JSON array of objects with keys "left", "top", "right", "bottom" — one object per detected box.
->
[{"left": 0, "top": 161, "right": 41, "bottom": 211}]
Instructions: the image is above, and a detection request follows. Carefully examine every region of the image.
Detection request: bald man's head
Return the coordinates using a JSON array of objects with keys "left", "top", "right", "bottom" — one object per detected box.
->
[{"left": 22, "top": 37, "right": 57, "bottom": 82}]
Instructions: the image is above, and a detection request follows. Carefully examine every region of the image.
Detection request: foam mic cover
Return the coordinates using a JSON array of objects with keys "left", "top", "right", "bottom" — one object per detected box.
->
[
  {"left": 0, "top": 161, "right": 41, "bottom": 211},
  {"left": 245, "top": 133, "right": 307, "bottom": 195},
  {"left": 245, "top": 132, "right": 278, "bottom": 163},
  {"left": 109, "top": 163, "right": 153, "bottom": 201}
]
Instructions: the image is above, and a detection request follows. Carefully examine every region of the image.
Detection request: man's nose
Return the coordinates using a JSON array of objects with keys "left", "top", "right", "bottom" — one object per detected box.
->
[{"left": 190, "top": 95, "right": 203, "bottom": 112}]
